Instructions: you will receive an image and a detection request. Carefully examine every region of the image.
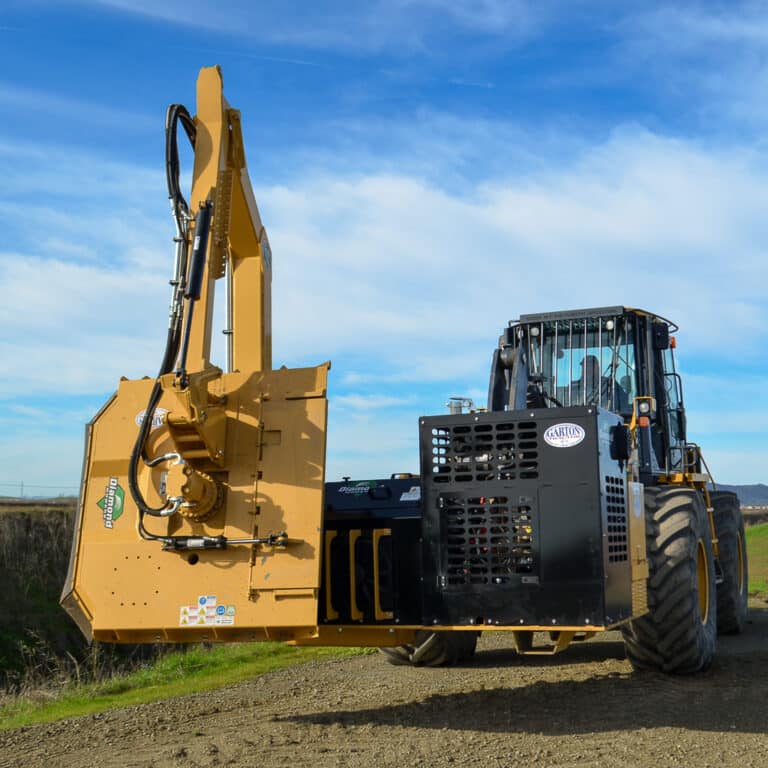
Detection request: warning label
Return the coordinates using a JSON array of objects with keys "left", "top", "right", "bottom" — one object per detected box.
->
[
  {"left": 179, "top": 596, "right": 236, "bottom": 627},
  {"left": 399, "top": 485, "right": 421, "bottom": 502}
]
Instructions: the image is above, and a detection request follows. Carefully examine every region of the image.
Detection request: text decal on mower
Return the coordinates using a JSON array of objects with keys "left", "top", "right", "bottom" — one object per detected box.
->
[
  {"left": 338, "top": 481, "right": 376, "bottom": 495},
  {"left": 543, "top": 423, "right": 586, "bottom": 448},
  {"left": 135, "top": 408, "right": 169, "bottom": 430}
]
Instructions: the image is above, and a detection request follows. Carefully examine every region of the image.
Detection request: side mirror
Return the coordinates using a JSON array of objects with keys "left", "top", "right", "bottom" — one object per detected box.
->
[
  {"left": 499, "top": 345, "right": 516, "bottom": 369},
  {"left": 674, "top": 409, "right": 687, "bottom": 440},
  {"left": 652, "top": 323, "right": 670, "bottom": 350},
  {"left": 610, "top": 424, "right": 631, "bottom": 462}
]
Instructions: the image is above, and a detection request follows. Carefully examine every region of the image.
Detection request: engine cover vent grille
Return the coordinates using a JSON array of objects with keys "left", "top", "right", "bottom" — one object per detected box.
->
[
  {"left": 429, "top": 421, "right": 539, "bottom": 483},
  {"left": 440, "top": 494, "right": 535, "bottom": 587},
  {"left": 605, "top": 474, "right": 628, "bottom": 563}
]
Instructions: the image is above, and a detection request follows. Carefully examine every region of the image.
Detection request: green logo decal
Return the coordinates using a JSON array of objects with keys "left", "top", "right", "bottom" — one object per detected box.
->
[{"left": 97, "top": 477, "right": 125, "bottom": 529}]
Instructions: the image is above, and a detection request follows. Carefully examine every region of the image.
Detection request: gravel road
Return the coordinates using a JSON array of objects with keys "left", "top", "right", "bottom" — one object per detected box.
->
[{"left": 2, "top": 600, "right": 766, "bottom": 768}]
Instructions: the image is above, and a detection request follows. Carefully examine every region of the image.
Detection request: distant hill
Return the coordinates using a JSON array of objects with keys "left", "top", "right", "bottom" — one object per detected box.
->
[{"left": 719, "top": 484, "right": 768, "bottom": 506}]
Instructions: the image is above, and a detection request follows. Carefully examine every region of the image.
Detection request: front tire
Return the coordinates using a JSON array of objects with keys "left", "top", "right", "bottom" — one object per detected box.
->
[
  {"left": 622, "top": 486, "right": 717, "bottom": 674},
  {"left": 711, "top": 491, "right": 748, "bottom": 634},
  {"left": 380, "top": 630, "right": 479, "bottom": 667}
]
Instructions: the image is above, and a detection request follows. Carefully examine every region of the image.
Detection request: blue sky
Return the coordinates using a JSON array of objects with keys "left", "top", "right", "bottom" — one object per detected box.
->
[{"left": 1, "top": 1, "right": 766, "bottom": 495}]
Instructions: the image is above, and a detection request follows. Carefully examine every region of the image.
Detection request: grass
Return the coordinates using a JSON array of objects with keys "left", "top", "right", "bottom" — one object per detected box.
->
[
  {"left": 0, "top": 642, "right": 370, "bottom": 731},
  {"left": 746, "top": 522, "right": 768, "bottom": 595}
]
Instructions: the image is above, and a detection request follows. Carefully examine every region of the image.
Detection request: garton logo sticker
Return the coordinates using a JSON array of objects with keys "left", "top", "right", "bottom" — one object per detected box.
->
[
  {"left": 97, "top": 477, "right": 125, "bottom": 528},
  {"left": 543, "top": 423, "right": 586, "bottom": 448},
  {"left": 135, "top": 408, "right": 168, "bottom": 430}
]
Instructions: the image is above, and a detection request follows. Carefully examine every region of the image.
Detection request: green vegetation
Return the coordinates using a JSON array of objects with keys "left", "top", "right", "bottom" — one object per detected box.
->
[
  {"left": 0, "top": 642, "right": 370, "bottom": 731},
  {"left": 746, "top": 523, "right": 768, "bottom": 595},
  {"left": 0, "top": 500, "right": 76, "bottom": 515},
  {"left": 0, "top": 504, "right": 369, "bottom": 732},
  {"left": 0, "top": 507, "right": 86, "bottom": 677}
]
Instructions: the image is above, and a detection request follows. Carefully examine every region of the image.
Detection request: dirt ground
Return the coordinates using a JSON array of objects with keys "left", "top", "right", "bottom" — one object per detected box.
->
[{"left": 2, "top": 600, "right": 767, "bottom": 768}]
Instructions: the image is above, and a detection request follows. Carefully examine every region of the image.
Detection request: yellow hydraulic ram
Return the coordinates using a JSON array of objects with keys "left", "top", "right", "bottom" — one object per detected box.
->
[{"left": 61, "top": 66, "right": 331, "bottom": 645}]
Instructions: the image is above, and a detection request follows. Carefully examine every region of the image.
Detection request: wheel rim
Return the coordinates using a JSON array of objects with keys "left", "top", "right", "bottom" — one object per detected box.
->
[{"left": 697, "top": 539, "right": 710, "bottom": 624}]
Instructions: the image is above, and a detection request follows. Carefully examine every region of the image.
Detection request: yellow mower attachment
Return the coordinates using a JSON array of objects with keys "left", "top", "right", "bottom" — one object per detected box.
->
[{"left": 61, "top": 66, "right": 329, "bottom": 645}]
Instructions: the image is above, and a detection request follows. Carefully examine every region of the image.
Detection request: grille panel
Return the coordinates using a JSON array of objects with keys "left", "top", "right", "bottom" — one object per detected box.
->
[
  {"left": 605, "top": 475, "right": 628, "bottom": 563},
  {"left": 429, "top": 421, "right": 539, "bottom": 483},
  {"left": 440, "top": 494, "right": 535, "bottom": 587}
]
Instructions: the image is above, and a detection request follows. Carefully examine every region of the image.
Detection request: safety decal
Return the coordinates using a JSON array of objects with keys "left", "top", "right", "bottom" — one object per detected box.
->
[
  {"left": 97, "top": 477, "right": 125, "bottom": 528},
  {"left": 399, "top": 486, "right": 421, "bottom": 502},
  {"left": 179, "top": 595, "right": 236, "bottom": 627},
  {"left": 543, "top": 423, "right": 586, "bottom": 448}
]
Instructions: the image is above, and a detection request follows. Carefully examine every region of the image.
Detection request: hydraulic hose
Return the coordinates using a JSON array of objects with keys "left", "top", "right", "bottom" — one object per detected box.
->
[
  {"left": 128, "top": 326, "right": 179, "bottom": 519},
  {"left": 128, "top": 103, "right": 197, "bottom": 534},
  {"left": 165, "top": 104, "right": 196, "bottom": 222}
]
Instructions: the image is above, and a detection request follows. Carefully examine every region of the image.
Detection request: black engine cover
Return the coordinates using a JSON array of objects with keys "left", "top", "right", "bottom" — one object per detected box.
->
[{"left": 418, "top": 406, "right": 633, "bottom": 629}]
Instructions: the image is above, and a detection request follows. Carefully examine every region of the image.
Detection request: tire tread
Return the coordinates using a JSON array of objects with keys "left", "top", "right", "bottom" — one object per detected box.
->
[{"left": 622, "top": 486, "right": 717, "bottom": 674}]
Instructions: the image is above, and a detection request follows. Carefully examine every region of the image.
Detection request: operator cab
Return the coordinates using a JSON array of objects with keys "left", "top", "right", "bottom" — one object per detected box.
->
[{"left": 487, "top": 306, "right": 688, "bottom": 477}]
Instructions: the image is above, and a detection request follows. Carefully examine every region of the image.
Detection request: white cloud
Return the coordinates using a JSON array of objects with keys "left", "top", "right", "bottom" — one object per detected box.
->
[
  {"left": 265, "top": 128, "right": 767, "bottom": 374},
  {"left": 0, "top": 83, "right": 154, "bottom": 130},
  {"left": 681, "top": 372, "right": 768, "bottom": 446},
  {"left": 333, "top": 394, "right": 414, "bottom": 410},
  {"left": 3, "top": 110, "right": 768, "bottom": 483},
  {"left": 83, "top": 0, "right": 542, "bottom": 52},
  {"left": 326, "top": 406, "right": 421, "bottom": 480},
  {"left": 5, "top": 123, "right": 767, "bottom": 387},
  {"left": 624, "top": 3, "right": 768, "bottom": 53},
  {"left": 0, "top": 138, "right": 173, "bottom": 397},
  {"left": 697, "top": 449, "right": 767, "bottom": 487},
  {"left": 616, "top": 3, "right": 768, "bottom": 130},
  {"left": 5, "top": 404, "right": 48, "bottom": 419},
  {"left": 0, "top": 140, "right": 163, "bottom": 201}
]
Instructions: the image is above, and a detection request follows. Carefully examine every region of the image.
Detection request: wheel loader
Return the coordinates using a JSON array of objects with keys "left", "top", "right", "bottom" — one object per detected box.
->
[{"left": 61, "top": 67, "right": 748, "bottom": 675}]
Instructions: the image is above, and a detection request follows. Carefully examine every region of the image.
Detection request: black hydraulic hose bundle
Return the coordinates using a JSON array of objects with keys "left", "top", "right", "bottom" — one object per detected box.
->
[
  {"left": 165, "top": 104, "right": 196, "bottom": 221},
  {"left": 128, "top": 104, "right": 198, "bottom": 540},
  {"left": 128, "top": 333, "right": 177, "bottom": 528}
]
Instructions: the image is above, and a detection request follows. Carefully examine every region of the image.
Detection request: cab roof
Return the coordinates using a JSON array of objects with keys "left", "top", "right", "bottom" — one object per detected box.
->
[{"left": 512, "top": 306, "right": 678, "bottom": 332}]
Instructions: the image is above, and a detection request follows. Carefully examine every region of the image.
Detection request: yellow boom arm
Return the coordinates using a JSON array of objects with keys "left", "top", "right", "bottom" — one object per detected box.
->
[{"left": 61, "top": 66, "right": 330, "bottom": 645}]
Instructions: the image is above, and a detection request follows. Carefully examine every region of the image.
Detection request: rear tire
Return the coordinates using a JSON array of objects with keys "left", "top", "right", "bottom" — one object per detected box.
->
[
  {"left": 711, "top": 491, "right": 748, "bottom": 634},
  {"left": 380, "top": 630, "right": 479, "bottom": 667},
  {"left": 622, "top": 486, "right": 717, "bottom": 674}
]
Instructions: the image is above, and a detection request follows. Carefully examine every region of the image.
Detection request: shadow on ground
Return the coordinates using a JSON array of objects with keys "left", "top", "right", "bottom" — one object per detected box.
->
[{"left": 279, "top": 607, "right": 768, "bottom": 737}]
